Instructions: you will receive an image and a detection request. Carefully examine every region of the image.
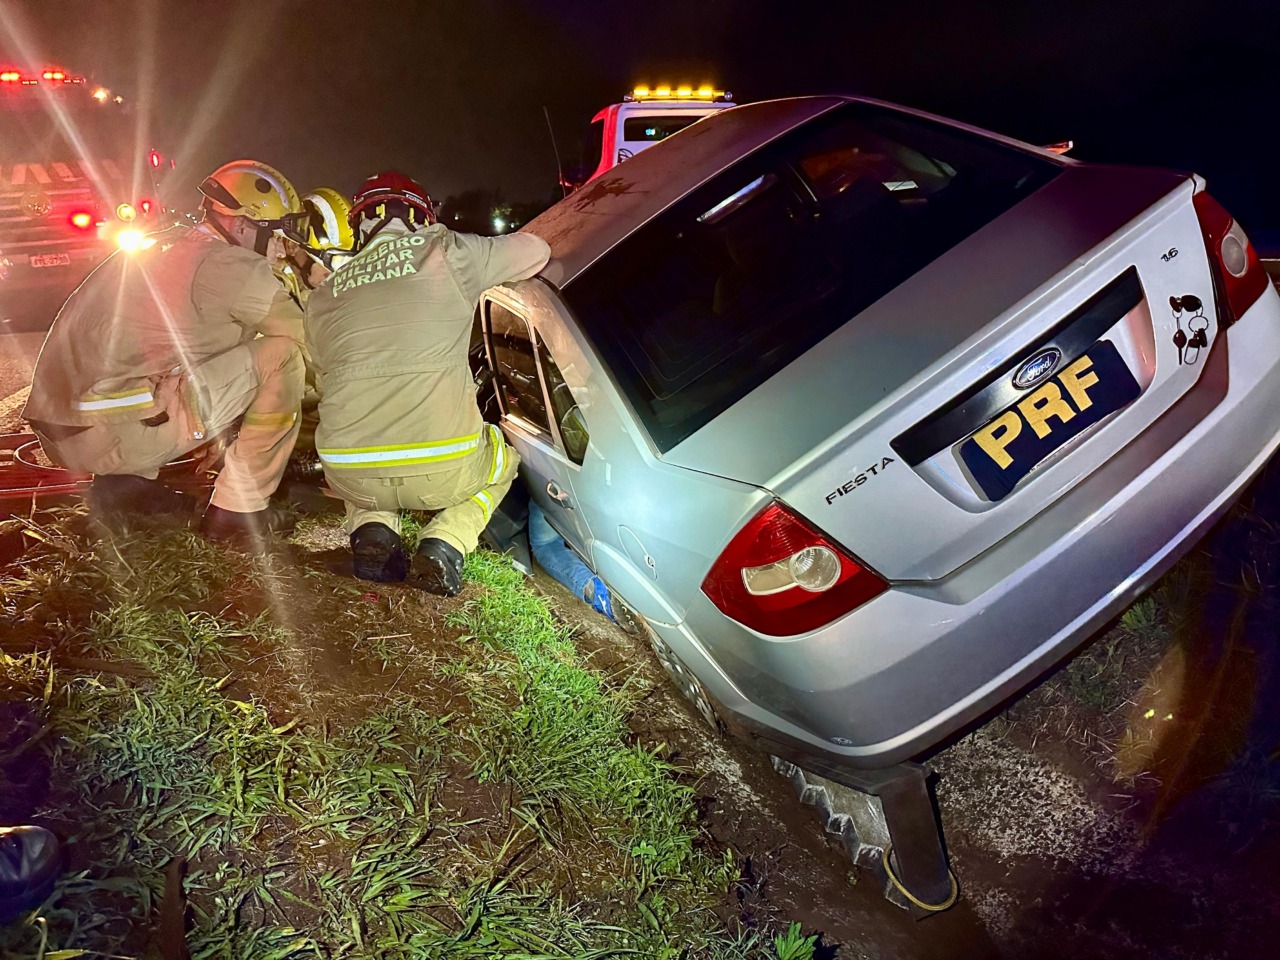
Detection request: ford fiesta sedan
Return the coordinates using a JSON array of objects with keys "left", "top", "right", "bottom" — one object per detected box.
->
[{"left": 473, "top": 96, "right": 1280, "bottom": 782}]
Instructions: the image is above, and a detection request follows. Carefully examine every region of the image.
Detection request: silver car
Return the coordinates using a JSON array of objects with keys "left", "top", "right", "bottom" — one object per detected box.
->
[{"left": 473, "top": 96, "right": 1280, "bottom": 888}]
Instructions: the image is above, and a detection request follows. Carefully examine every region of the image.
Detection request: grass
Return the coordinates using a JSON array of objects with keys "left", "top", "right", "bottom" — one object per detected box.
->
[{"left": 0, "top": 513, "right": 812, "bottom": 959}]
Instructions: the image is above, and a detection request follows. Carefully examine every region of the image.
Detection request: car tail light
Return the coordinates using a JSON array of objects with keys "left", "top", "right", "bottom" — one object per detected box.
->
[
  {"left": 701, "top": 501, "right": 888, "bottom": 636},
  {"left": 69, "top": 210, "right": 94, "bottom": 230},
  {"left": 140, "top": 198, "right": 153, "bottom": 214},
  {"left": 1194, "top": 191, "right": 1269, "bottom": 327},
  {"left": 149, "top": 150, "right": 162, "bottom": 169}
]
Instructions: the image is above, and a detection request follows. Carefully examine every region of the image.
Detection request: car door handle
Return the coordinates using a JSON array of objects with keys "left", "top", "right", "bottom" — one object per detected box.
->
[{"left": 546, "top": 480, "right": 573, "bottom": 509}]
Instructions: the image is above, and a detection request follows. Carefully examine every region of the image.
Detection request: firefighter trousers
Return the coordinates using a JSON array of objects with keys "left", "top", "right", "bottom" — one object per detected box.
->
[
  {"left": 34, "top": 336, "right": 305, "bottom": 513},
  {"left": 325, "top": 424, "right": 519, "bottom": 557}
]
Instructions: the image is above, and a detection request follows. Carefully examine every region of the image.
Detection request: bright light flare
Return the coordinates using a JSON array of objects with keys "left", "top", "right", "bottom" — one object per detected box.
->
[
  {"left": 93, "top": 87, "right": 109, "bottom": 101},
  {"left": 115, "top": 228, "right": 155, "bottom": 252},
  {"left": 70, "top": 211, "right": 94, "bottom": 229},
  {"left": 116, "top": 202, "right": 136, "bottom": 221}
]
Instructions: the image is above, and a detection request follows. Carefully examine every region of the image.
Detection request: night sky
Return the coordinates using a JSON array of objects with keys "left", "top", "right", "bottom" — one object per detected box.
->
[{"left": 7, "top": 0, "right": 1280, "bottom": 237}]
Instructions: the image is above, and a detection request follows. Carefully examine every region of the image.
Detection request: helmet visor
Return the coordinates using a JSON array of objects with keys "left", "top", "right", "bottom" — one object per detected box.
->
[{"left": 276, "top": 210, "right": 312, "bottom": 245}]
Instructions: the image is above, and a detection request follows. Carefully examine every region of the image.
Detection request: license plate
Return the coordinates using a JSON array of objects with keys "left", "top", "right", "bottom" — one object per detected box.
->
[
  {"left": 30, "top": 253, "right": 71, "bottom": 268},
  {"left": 959, "top": 340, "right": 1140, "bottom": 501}
]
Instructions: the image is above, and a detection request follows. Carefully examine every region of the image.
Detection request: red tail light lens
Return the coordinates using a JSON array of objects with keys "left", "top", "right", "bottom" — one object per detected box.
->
[
  {"left": 69, "top": 210, "right": 94, "bottom": 230},
  {"left": 701, "top": 501, "right": 888, "bottom": 636},
  {"left": 1194, "top": 191, "right": 1269, "bottom": 327}
]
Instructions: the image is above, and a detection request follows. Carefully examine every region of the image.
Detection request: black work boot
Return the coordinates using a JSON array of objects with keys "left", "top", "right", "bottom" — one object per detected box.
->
[
  {"left": 350, "top": 522, "right": 408, "bottom": 582},
  {"left": 0, "top": 825, "right": 62, "bottom": 923},
  {"left": 412, "top": 538, "right": 465, "bottom": 597},
  {"left": 87, "top": 475, "right": 196, "bottom": 529},
  {"left": 199, "top": 504, "right": 295, "bottom": 552}
]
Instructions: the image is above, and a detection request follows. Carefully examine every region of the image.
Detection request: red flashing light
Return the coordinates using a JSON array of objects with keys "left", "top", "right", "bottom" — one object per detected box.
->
[
  {"left": 42, "top": 70, "right": 65, "bottom": 80},
  {"left": 0, "top": 71, "right": 20, "bottom": 83},
  {"left": 140, "top": 199, "right": 153, "bottom": 214},
  {"left": 69, "top": 211, "right": 94, "bottom": 230},
  {"left": 149, "top": 151, "right": 161, "bottom": 168}
]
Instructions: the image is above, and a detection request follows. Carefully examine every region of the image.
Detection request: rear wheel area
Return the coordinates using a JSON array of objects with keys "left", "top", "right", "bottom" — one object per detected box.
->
[{"left": 630, "top": 607, "right": 723, "bottom": 733}]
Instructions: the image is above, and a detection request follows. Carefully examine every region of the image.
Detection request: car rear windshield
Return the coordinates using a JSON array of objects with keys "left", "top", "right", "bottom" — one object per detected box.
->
[{"left": 563, "top": 101, "right": 1063, "bottom": 451}]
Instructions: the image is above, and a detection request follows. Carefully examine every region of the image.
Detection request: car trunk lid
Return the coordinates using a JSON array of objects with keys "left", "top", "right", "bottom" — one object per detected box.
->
[{"left": 664, "top": 163, "right": 1215, "bottom": 580}]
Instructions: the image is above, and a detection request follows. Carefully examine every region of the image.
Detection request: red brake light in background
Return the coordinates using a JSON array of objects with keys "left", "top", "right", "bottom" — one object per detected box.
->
[
  {"left": 41, "top": 69, "right": 65, "bottom": 80},
  {"left": 701, "top": 501, "right": 888, "bottom": 636},
  {"left": 0, "top": 71, "right": 20, "bottom": 83},
  {"left": 69, "top": 211, "right": 94, "bottom": 230},
  {"left": 140, "top": 199, "right": 153, "bottom": 214},
  {"left": 1194, "top": 190, "right": 1269, "bottom": 327},
  {"left": 149, "top": 150, "right": 161, "bottom": 168}
]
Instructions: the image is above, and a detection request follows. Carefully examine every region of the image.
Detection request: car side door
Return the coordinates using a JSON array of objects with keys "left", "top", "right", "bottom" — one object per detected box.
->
[{"left": 481, "top": 293, "right": 595, "bottom": 558}]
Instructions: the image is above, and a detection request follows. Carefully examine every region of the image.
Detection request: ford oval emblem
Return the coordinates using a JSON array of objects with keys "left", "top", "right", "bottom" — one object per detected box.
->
[{"left": 1013, "top": 348, "right": 1062, "bottom": 389}]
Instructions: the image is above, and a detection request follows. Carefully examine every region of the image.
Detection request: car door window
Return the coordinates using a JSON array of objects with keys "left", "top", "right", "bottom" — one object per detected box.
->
[
  {"left": 488, "top": 302, "right": 551, "bottom": 436},
  {"left": 541, "top": 346, "right": 589, "bottom": 465}
]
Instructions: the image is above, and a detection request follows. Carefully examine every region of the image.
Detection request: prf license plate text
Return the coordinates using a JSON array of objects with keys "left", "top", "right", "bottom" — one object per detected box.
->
[{"left": 959, "top": 340, "right": 1140, "bottom": 501}]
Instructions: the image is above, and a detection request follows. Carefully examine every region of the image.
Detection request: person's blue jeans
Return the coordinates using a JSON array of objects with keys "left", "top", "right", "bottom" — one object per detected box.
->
[{"left": 528, "top": 501, "right": 594, "bottom": 599}]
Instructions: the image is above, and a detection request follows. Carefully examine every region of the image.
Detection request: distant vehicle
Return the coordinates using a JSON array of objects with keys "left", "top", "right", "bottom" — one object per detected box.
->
[
  {"left": 476, "top": 95, "right": 1280, "bottom": 906},
  {"left": 0, "top": 67, "right": 169, "bottom": 329},
  {"left": 567, "top": 84, "right": 735, "bottom": 190}
]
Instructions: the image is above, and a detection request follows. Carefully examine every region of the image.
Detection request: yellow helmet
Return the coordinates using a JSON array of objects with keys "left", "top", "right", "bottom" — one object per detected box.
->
[
  {"left": 199, "top": 160, "right": 301, "bottom": 221},
  {"left": 302, "top": 187, "right": 354, "bottom": 250}
]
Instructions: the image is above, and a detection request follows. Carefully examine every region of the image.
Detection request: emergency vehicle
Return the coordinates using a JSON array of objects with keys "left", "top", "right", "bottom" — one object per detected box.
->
[
  {"left": 577, "top": 84, "right": 735, "bottom": 186},
  {"left": 0, "top": 67, "right": 169, "bottom": 327}
]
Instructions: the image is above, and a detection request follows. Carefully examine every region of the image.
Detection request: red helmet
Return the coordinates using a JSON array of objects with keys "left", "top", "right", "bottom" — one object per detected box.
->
[{"left": 348, "top": 170, "right": 436, "bottom": 228}]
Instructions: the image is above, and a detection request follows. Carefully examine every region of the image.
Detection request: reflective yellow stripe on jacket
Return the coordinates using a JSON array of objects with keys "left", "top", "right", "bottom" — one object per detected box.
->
[
  {"left": 318, "top": 432, "right": 482, "bottom": 470},
  {"left": 485, "top": 424, "right": 505, "bottom": 483},
  {"left": 75, "top": 387, "right": 156, "bottom": 414}
]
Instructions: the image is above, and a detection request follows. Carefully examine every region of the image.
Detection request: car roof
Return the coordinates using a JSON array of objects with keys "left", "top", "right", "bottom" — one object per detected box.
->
[{"left": 526, "top": 96, "right": 846, "bottom": 288}]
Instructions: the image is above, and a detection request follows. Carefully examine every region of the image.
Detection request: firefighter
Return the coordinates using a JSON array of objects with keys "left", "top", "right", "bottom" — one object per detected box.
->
[
  {"left": 23, "top": 160, "right": 309, "bottom": 548},
  {"left": 276, "top": 186, "right": 356, "bottom": 303},
  {"left": 305, "top": 171, "right": 550, "bottom": 594}
]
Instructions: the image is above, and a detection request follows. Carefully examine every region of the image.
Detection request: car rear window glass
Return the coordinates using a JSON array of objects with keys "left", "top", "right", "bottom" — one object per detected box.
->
[
  {"left": 622, "top": 115, "right": 701, "bottom": 142},
  {"left": 563, "top": 102, "right": 1063, "bottom": 451}
]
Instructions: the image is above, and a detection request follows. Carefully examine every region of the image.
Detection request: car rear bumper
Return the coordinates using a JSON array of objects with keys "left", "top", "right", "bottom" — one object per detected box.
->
[{"left": 666, "top": 287, "right": 1280, "bottom": 769}]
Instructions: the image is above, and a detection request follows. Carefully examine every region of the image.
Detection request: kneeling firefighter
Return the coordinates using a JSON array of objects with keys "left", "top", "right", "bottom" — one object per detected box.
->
[
  {"left": 23, "top": 160, "right": 310, "bottom": 547},
  {"left": 304, "top": 171, "right": 550, "bottom": 594}
]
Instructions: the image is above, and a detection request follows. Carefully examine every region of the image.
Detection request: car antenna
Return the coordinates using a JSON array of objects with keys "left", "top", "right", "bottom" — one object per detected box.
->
[{"left": 543, "top": 105, "right": 568, "bottom": 199}]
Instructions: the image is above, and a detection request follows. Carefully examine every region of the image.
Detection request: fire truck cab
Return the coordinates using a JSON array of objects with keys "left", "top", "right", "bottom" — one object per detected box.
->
[
  {"left": 583, "top": 85, "right": 735, "bottom": 184},
  {"left": 1, "top": 67, "right": 168, "bottom": 329}
]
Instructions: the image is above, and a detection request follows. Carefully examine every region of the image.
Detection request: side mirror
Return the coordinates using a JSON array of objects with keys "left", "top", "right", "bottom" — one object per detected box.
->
[{"left": 1042, "top": 140, "right": 1074, "bottom": 156}]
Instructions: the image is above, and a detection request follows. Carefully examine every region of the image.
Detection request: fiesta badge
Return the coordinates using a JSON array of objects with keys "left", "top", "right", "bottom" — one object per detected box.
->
[{"left": 1013, "top": 347, "right": 1063, "bottom": 390}]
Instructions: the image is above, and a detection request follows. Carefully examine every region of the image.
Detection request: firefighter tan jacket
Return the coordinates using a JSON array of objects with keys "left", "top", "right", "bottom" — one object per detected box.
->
[
  {"left": 304, "top": 223, "right": 550, "bottom": 476},
  {"left": 24, "top": 224, "right": 304, "bottom": 427}
]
